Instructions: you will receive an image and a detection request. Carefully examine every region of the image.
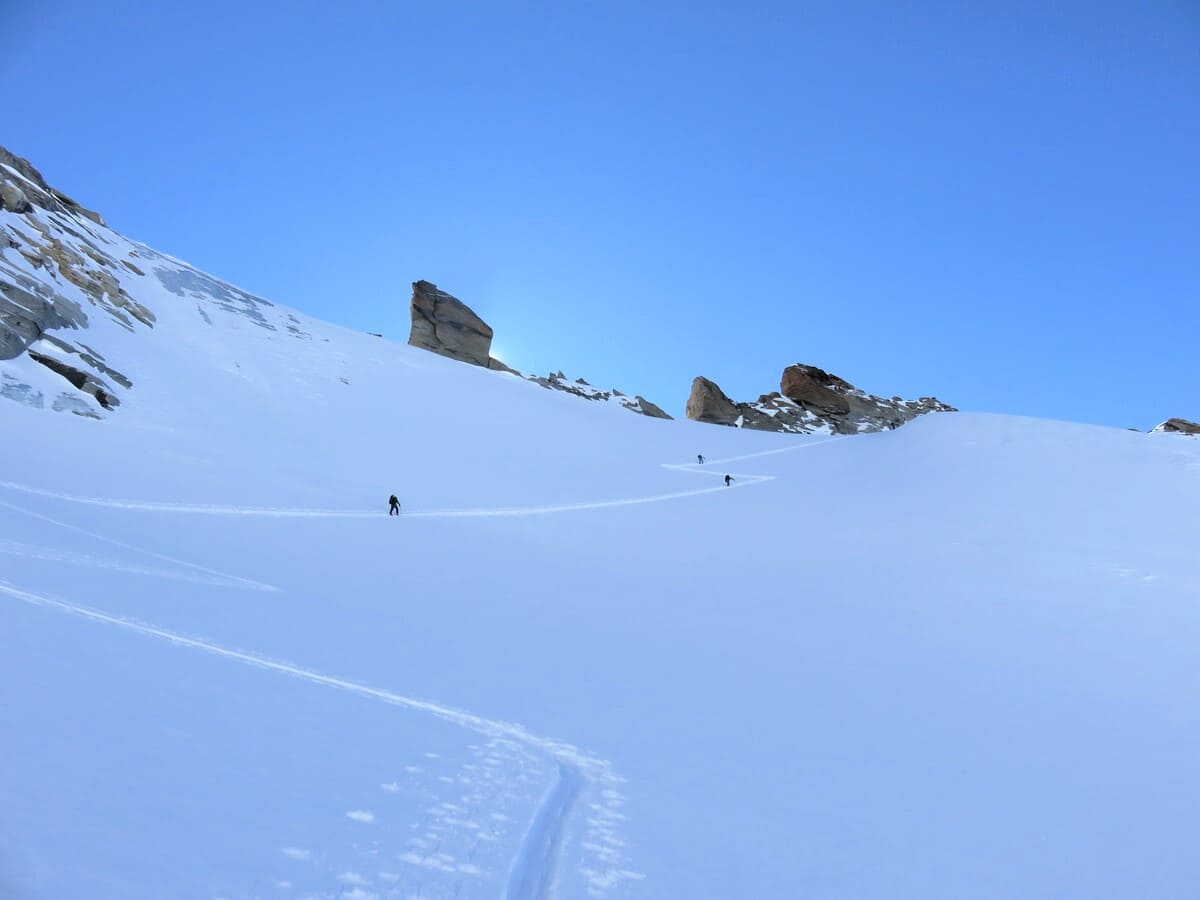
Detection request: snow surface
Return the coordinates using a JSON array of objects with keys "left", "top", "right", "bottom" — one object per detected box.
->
[{"left": 3, "top": 256, "right": 1200, "bottom": 898}]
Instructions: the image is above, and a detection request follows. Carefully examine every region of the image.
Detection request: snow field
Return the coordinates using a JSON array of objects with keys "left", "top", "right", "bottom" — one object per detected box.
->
[{"left": 3, "top": 243, "right": 1200, "bottom": 897}]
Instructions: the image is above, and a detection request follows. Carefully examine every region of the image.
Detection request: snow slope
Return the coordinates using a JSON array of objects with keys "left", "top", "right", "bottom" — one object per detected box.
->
[{"left": 3, "top": 247, "right": 1200, "bottom": 898}]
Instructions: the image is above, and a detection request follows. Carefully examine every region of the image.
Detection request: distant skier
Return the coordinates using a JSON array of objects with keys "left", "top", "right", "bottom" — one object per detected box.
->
[
  {"left": 724, "top": 475, "right": 733, "bottom": 487},
  {"left": 388, "top": 494, "right": 400, "bottom": 516},
  {"left": 697, "top": 454, "right": 705, "bottom": 464}
]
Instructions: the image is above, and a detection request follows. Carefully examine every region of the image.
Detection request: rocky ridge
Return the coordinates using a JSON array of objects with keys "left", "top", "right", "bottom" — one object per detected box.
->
[
  {"left": 407, "top": 281, "right": 671, "bottom": 419},
  {"left": 1152, "top": 418, "right": 1200, "bottom": 436},
  {"left": 527, "top": 371, "right": 672, "bottom": 419},
  {"left": 2, "top": 147, "right": 148, "bottom": 415},
  {"left": 687, "top": 364, "right": 955, "bottom": 434},
  {"left": 1, "top": 144, "right": 314, "bottom": 418}
]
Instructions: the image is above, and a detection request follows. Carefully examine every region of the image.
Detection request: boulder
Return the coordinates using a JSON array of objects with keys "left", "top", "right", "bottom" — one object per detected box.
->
[
  {"left": 408, "top": 280, "right": 494, "bottom": 367},
  {"left": 780, "top": 364, "right": 852, "bottom": 416},
  {"left": 686, "top": 376, "right": 742, "bottom": 426}
]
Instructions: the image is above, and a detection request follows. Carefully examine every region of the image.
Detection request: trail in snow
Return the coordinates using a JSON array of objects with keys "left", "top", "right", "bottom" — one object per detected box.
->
[
  {"left": 0, "top": 581, "right": 624, "bottom": 898},
  {"left": 505, "top": 764, "right": 584, "bottom": 900},
  {"left": 0, "top": 538, "right": 269, "bottom": 590},
  {"left": 0, "top": 497, "right": 278, "bottom": 592},
  {"left": 0, "top": 582, "right": 599, "bottom": 766},
  {"left": 0, "top": 437, "right": 837, "bottom": 897},
  {"left": 0, "top": 437, "right": 839, "bottom": 520}
]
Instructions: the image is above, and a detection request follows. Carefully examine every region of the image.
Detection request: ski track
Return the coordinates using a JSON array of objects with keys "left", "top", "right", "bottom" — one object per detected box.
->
[
  {"left": 0, "top": 496, "right": 278, "bottom": 592},
  {"left": 0, "top": 437, "right": 839, "bottom": 520},
  {"left": 0, "top": 580, "right": 626, "bottom": 899},
  {"left": 505, "top": 764, "right": 584, "bottom": 900},
  {"left": 0, "top": 437, "right": 840, "bottom": 898},
  {"left": 0, "top": 538, "right": 271, "bottom": 591}
]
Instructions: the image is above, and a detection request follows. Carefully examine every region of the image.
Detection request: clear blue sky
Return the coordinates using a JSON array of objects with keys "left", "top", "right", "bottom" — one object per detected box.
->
[{"left": 4, "top": 1, "right": 1197, "bottom": 427}]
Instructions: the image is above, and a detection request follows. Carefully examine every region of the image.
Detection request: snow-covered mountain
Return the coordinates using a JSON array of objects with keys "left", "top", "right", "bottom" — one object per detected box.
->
[
  {"left": 1, "top": 145, "right": 324, "bottom": 420},
  {"left": 3, "top": 148, "right": 1200, "bottom": 900},
  {"left": 0, "top": 148, "right": 671, "bottom": 425}
]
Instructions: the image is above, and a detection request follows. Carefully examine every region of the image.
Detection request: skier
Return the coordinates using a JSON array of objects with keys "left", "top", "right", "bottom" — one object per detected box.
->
[
  {"left": 724, "top": 475, "right": 733, "bottom": 487},
  {"left": 697, "top": 454, "right": 705, "bottom": 464},
  {"left": 388, "top": 494, "right": 400, "bottom": 516}
]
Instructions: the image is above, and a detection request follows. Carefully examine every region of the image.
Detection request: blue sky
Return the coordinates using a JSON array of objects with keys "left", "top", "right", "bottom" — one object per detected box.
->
[{"left": 4, "top": 1, "right": 1196, "bottom": 426}]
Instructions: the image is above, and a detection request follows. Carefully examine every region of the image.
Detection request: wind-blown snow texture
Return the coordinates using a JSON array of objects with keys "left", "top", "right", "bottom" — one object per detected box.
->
[{"left": 3, "top": 241, "right": 1200, "bottom": 898}]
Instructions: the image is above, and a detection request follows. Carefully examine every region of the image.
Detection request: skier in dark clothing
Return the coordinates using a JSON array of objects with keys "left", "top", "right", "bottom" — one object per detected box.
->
[
  {"left": 388, "top": 495, "right": 400, "bottom": 516},
  {"left": 697, "top": 454, "right": 705, "bottom": 464},
  {"left": 724, "top": 475, "right": 733, "bottom": 486}
]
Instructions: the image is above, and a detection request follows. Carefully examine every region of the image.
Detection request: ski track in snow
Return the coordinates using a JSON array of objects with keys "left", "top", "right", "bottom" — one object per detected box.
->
[
  {"left": 0, "top": 579, "right": 632, "bottom": 900},
  {"left": 0, "top": 438, "right": 838, "bottom": 898},
  {"left": 0, "top": 438, "right": 839, "bottom": 520},
  {"left": 0, "top": 496, "right": 278, "bottom": 592},
  {"left": 505, "top": 764, "right": 584, "bottom": 900}
]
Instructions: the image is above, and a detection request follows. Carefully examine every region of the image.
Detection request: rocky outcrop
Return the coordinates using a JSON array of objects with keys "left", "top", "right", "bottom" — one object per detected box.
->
[
  {"left": 0, "top": 273, "right": 89, "bottom": 359},
  {"left": 0, "top": 146, "right": 105, "bottom": 225},
  {"left": 1, "top": 144, "right": 310, "bottom": 419},
  {"left": 1152, "top": 418, "right": 1200, "bottom": 435},
  {"left": 27, "top": 350, "right": 119, "bottom": 409},
  {"left": 409, "top": 280, "right": 496, "bottom": 368},
  {"left": 0, "top": 181, "right": 31, "bottom": 214},
  {"left": 408, "top": 281, "right": 672, "bottom": 419},
  {"left": 529, "top": 371, "right": 672, "bottom": 419},
  {"left": 0, "top": 145, "right": 151, "bottom": 417},
  {"left": 687, "top": 365, "right": 954, "bottom": 435}
]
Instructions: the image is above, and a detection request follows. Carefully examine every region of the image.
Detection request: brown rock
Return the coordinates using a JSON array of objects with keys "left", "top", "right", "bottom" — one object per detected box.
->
[
  {"left": 686, "top": 376, "right": 742, "bottom": 425},
  {"left": 1155, "top": 418, "right": 1200, "bottom": 435},
  {"left": 688, "top": 364, "right": 955, "bottom": 435},
  {"left": 780, "top": 364, "right": 852, "bottom": 416}
]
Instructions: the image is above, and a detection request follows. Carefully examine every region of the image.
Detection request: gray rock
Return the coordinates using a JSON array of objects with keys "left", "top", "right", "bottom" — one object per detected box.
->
[
  {"left": 0, "top": 180, "right": 31, "bottom": 213},
  {"left": 0, "top": 274, "right": 89, "bottom": 359},
  {"left": 28, "top": 350, "right": 119, "bottom": 409},
  {"left": 408, "top": 280, "right": 495, "bottom": 367},
  {"left": 631, "top": 396, "right": 672, "bottom": 420}
]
